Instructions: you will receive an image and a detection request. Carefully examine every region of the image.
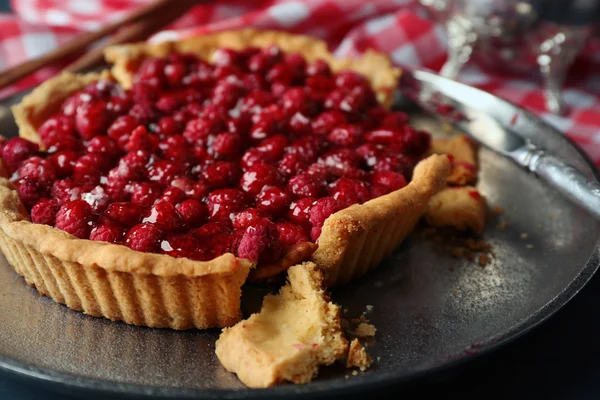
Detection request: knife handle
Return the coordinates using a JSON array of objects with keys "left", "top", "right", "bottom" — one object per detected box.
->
[{"left": 522, "top": 148, "right": 600, "bottom": 220}]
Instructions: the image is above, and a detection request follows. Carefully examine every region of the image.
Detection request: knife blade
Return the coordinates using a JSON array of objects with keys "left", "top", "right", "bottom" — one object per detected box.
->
[{"left": 398, "top": 69, "right": 600, "bottom": 221}]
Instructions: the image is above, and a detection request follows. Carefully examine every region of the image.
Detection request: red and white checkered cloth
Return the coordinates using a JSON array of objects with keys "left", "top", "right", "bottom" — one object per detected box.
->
[{"left": 3, "top": 0, "right": 600, "bottom": 164}]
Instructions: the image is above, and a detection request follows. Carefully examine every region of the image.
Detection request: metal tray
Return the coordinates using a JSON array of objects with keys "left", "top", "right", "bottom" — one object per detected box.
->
[{"left": 0, "top": 85, "right": 598, "bottom": 399}]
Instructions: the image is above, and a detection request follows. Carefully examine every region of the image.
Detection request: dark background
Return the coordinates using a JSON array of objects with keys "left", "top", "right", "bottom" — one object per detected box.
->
[{"left": 1, "top": 1, "right": 600, "bottom": 399}]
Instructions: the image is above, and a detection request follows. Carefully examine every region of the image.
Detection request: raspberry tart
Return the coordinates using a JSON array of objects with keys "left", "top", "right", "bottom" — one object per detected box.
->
[{"left": 0, "top": 29, "right": 451, "bottom": 330}]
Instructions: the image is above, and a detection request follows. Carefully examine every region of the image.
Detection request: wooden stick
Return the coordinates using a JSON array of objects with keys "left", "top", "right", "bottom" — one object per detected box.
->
[
  {"left": 0, "top": 0, "right": 172, "bottom": 90},
  {"left": 65, "top": 1, "right": 198, "bottom": 73}
]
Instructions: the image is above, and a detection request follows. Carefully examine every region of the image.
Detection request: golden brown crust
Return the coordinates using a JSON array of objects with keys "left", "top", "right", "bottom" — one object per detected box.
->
[
  {"left": 104, "top": 28, "right": 400, "bottom": 106},
  {"left": 429, "top": 134, "right": 478, "bottom": 186},
  {"left": 215, "top": 262, "right": 348, "bottom": 388},
  {"left": 312, "top": 154, "right": 452, "bottom": 286},
  {"left": 425, "top": 186, "right": 487, "bottom": 234}
]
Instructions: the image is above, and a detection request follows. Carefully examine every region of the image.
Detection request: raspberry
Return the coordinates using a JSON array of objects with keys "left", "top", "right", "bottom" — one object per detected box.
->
[
  {"left": 382, "top": 111, "right": 409, "bottom": 128},
  {"left": 125, "top": 126, "right": 159, "bottom": 153},
  {"left": 284, "top": 53, "right": 307, "bottom": 82},
  {"left": 329, "top": 177, "right": 370, "bottom": 208},
  {"left": 183, "top": 117, "right": 221, "bottom": 144},
  {"left": 239, "top": 163, "right": 281, "bottom": 196},
  {"left": 17, "top": 179, "right": 46, "bottom": 209},
  {"left": 159, "top": 187, "right": 187, "bottom": 205},
  {"left": 206, "top": 189, "right": 247, "bottom": 220},
  {"left": 1, "top": 138, "right": 39, "bottom": 172},
  {"left": 51, "top": 179, "right": 85, "bottom": 205},
  {"left": 176, "top": 199, "right": 207, "bottom": 228},
  {"left": 211, "top": 132, "right": 242, "bottom": 160},
  {"left": 227, "top": 115, "right": 251, "bottom": 136},
  {"left": 311, "top": 111, "right": 346, "bottom": 136},
  {"left": 90, "top": 221, "right": 125, "bottom": 243},
  {"left": 236, "top": 219, "right": 281, "bottom": 263},
  {"left": 402, "top": 126, "right": 431, "bottom": 156},
  {"left": 75, "top": 100, "right": 111, "bottom": 140},
  {"left": 306, "top": 59, "right": 331, "bottom": 77},
  {"left": 86, "top": 136, "right": 120, "bottom": 160},
  {"left": 38, "top": 115, "right": 77, "bottom": 148},
  {"left": 160, "top": 233, "right": 202, "bottom": 259},
  {"left": 147, "top": 160, "right": 181, "bottom": 185},
  {"left": 371, "top": 171, "right": 407, "bottom": 191},
  {"left": 306, "top": 75, "right": 335, "bottom": 98},
  {"left": 155, "top": 94, "right": 182, "bottom": 114},
  {"left": 125, "top": 223, "right": 163, "bottom": 253},
  {"left": 81, "top": 185, "right": 110, "bottom": 213},
  {"left": 170, "top": 177, "right": 209, "bottom": 201},
  {"left": 108, "top": 115, "right": 139, "bottom": 150},
  {"left": 30, "top": 199, "right": 59, "bottom": 225},
  {"left": 254, "top": 134, "right": 288, "bottom": 163},
  {"left": 288, "top": 112, "right": 311, "bottom": 136},
  {"left": 157, "top": 116, "right": 180, "bottom": 137},
  {"left": 249, "top": 113, "right": 279, "bottom": 141},
  {"left": 309, "top": 196, "right": 340, "bottom": 229},
  {"left": 319, "top": 148, "right": 361, "bottom": 176},
  {"left": 256, "top": 186, "right": 292, "bottom": 216},
  {"left": 288, "top": 197, "right": 316, "bottom": 226},
  {"left": 232, "top": 208, "right": 266, "bottom": 231},
  {"left": 130, "top": 182, "right": 162, "bottom": 207},
  {"left": 201, "top": 161, "right": 241, "bottom": 189},
  {"left": 15, "top": 156, "right": 57, "bottom": 187},
  {"left": 104, "top": 202, "right": 145, "bottom": 227},
  {"left": 280, "top": 87, "right": 314, "bottom": 117},
  {"left": 277, "top": 153, "right": 306, "bottom": 179},
  {"left": 266, "top": 63, "right": 294, "bottom": 85},
  {"left": 287, "top": 173, "right": 325, "bottom": 198},
  {"left": 142, "top": 201, "right": 184, "bottom": 231},
  {"left": 339, "top": 85, "right": 376, "bottom": 113},
  {"left": 327, "top": 124, "right": 363, "bottom": 147},
  {"left": 276, "top": 222, "right": 308, "bottom": 246},
  {"left": 240, "top": 90, "right": 275, "bottom": 114},
  {"left": 334, "top": 70, "right": 368, "bottom": 88},
  {"left": 55, "top": 199, "right": 96, "bottom": 239},
  {"left": 73, "top": 153, "right": 106, "bottom": 185},
  {"left": 159, "top": 135, "right": 194, "bottom": 163},
  {"left": 213, "top": 48, "right": 241, "bottom": 67}
]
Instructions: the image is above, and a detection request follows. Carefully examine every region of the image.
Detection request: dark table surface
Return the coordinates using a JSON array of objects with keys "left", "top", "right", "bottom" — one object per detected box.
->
[{"left": 1, "top": 1, "right": 600, "bottom": 399}]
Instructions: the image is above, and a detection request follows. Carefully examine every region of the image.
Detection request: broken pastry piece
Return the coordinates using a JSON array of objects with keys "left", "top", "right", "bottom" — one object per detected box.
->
[
  {"left": 425, "top": 186, "right": 487, "bottom": 234},
  {"left": 346, "top": 339, "right": 373, "bottom": 371},
  {"left": 430, "top": 134, "right": 478, "bottom": 186},
  {"left": 215, "top": 262, "right": 348, "bottom": 388}
]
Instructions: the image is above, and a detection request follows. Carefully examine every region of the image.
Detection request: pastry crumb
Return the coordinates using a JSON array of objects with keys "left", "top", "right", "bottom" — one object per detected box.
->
[
  {"left": 346, "top": 339, "right": 372, "bottom": 371},
  {"left": 526, "top": 244, "right": 534, "bottom": 249},
  {"left": 496, "top": 219, "right": 508, "bottom": 230},
  {"left": 355, "top": 323, "right": 377, "bottom": 338},
  {"left": 377, "top": 356, "right": 381, "bottom": 362},
  {"left": 352, "top": 370, "right": 358, "bottom": 376},
  {"left": 365, "top": 305, "right": 374, "bottom": 313},
  {"left": 520, "top": 233, "right": 528, "bottom": 239}
]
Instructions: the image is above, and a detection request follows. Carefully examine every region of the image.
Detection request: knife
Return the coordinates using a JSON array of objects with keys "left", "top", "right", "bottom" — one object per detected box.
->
[{"left": 398, "top": 69, "right": 600, "bottom": 220}]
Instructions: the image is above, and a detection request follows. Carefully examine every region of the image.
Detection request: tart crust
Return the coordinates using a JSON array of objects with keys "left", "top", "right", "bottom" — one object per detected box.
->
[{"left": 2, "top": 29, "right": 452, "bottom": 331}]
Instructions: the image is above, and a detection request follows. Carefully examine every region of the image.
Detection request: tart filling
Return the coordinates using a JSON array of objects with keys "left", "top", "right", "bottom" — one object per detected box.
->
[{"left": 5, "top": 44, "right": 433, "bottom": 277}]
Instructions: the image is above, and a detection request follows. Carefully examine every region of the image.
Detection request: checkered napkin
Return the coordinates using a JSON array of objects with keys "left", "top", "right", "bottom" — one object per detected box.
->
[{"left": 2, "top": 0, "right": 600, "bottom": 165}]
